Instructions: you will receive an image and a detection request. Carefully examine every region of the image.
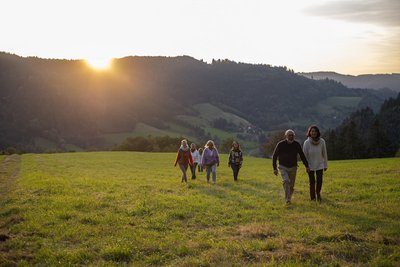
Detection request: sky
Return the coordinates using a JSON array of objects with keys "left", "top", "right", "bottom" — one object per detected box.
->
[{"left": 1, "top": 0, "right": 399, "bottom": 75}]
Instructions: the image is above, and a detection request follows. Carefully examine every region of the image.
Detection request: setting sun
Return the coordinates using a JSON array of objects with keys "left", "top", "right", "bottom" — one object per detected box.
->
[{"left": 85, "top": 57, "right": 113, "bottom": 70}]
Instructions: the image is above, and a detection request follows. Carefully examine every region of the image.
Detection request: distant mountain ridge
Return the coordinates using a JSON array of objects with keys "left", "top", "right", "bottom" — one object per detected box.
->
[
  {"left": 299, "top": 71, "right": 400, "bottom": 92},
  {"left": 0, "top": 52, "right": 396, "bottom": 152}
]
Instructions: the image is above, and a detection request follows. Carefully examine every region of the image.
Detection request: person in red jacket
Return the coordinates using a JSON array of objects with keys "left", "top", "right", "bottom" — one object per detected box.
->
[{"left": 174, "top": 139, "right": 194, "bottom": 183}]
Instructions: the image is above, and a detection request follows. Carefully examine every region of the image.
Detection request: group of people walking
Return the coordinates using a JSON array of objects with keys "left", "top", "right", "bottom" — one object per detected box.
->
[
  {"left": 174, "top": 125, "right": 328, "bottom": 205},
  {"left": 174, "top": 139, "right": 243, "bottom": 184}
]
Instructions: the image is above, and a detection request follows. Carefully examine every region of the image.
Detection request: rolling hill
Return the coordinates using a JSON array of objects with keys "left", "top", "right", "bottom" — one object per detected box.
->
[{"left": 0, "top": 52, "right": 396, "bottom": 153}]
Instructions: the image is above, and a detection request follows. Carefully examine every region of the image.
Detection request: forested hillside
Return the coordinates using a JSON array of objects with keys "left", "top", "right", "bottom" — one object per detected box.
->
[
  {"left": 0, "top": 52, "right": 395, "bottom": 152},
  {"left": 325, "top": 93, "right": 400, "bottom": 159}
]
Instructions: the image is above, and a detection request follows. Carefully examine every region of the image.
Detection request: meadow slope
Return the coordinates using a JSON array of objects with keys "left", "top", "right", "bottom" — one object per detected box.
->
[{"left": 0, "top": 152, "right": 399, "bottom": 266}]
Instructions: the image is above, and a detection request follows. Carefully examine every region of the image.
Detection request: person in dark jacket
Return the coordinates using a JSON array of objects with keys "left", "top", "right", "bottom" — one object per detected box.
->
[
  {"left": 272, "top": 129, "right": 309, "bottom": 205},
  {"left": 228, "top": 141, "right": 243, "bottom": 181}
]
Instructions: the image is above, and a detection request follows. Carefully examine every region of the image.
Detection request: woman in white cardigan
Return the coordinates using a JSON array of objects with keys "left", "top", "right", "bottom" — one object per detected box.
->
[
  {"left": 190, "top": 143, "right": 201, "bottom": 179},
  {"left": 303, "top": 125, "right": 328, "bottom": 202}
]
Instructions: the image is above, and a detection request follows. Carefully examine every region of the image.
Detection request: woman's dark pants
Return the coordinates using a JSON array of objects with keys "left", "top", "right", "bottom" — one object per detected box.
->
[
  {"left": 231, "top": 164, "right": 240, "bottom": 181},
  {"left": 191, "top": 163, "right": 198, "bottom": 179},
  {"left": 308, "top": 169, "right": 323, "bottom": 200}
]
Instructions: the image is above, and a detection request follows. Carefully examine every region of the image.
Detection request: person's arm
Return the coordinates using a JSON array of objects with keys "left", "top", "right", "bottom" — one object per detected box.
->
[
  {"left": 297, "top": 143, "right": 309, "bottom": 171},
  {"left": 322, "top": 140, "right": 328, "bottom": 171},
  {"left": 303, "top": 140, "right": 309, "bottom": 160},
  {"left": 272, "top": 142, "right": 280, "bottom": 171},
  {"left": 188, "top": 152, "right": 194, "bottom": 167},
  {"left": 228, "top": 151, "right": 232, "bottom": 166},
  {"left": 174, "top": 150, "right": 180, "bottom": 166},
  {"left": 237, "top": 151, "right": 243, "bottom": 168},
  {"left": 215, "top": 148, "right": 220, "bottom": 166},
  {"left": 200, "top": 148, "right": 206, "bottom": 167}
]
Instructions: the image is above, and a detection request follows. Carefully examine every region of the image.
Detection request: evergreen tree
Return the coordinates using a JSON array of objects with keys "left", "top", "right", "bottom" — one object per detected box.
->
[
  {"left": 324, "top": 129, "right": 338, "bottom": 159},
  {"left": 345, "top": 121, "right": 366, "bottom": 159},
  {"left": 325, "top": 93, "right": 400, "bottom": 159},
  {"left": 367, "top": 119, "right": 393, "bottom": 157},
  {"left": 378, "top": 92, "right": 400, "bottom": 151}
]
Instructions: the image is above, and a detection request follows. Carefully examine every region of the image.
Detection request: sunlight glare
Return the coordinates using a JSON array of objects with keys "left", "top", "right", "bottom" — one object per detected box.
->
[{"left": 85, "top": 57, "right": 112, "bottom": 70}]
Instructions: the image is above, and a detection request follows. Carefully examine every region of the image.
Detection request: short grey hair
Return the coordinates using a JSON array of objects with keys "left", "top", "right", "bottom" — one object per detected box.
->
[{"left": 285, "top": 129, "right": 295, "bottom": 136}]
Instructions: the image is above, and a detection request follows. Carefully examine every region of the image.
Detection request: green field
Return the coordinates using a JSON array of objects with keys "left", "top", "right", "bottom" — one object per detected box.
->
[
  {"left": 101, "top": 122, "right": 198, "bottom": 147},
  {"left": 0, "top": 153, "right": 399, "bottom": 266},
  {"left": 101, "top": 103, "right": 251, "bottom": 147},
  {"left": 100, "top": 102, "right": 260, "bottom": 153},
  {"left": 315, "top": 96, "right": 362, "bottom": 116}
]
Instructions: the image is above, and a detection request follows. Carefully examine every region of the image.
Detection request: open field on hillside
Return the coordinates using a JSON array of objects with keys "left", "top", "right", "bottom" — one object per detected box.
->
[
  {"left": 100, "top": 102, "right": 260, "bottom": 153},
  {"left": 0, "top": 152, "right": 399, "bottom": 266},
  {"left": 316, "top": 96, "right": 362, "bottom": 116},
  {"left": 101, "top": 122, "right": 198, "bottom": 148}
]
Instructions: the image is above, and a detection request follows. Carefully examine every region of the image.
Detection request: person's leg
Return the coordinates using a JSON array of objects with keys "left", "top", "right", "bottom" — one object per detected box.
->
[
  {"left": 288, "top": 167, "right": 297, "bottom": 199},
  {"left": 179, "top": 164, "right": 187, "bottom": 182},
  {"left": 191, "top": 163, "right": 198, "bottom": 179},
  {"left": 234, "top": 165, "right": 240, "bottom": 181},
  {"left": 231, "top": 164, "right": 238, "bottom": 181},
  {"left": 308, "top": 171, "right": 316, "bottom": 200},
  {"left": 205, "top": 165, "right": 211, "bottom": 182},
  {"left": 190, "top": 163, "right": 195, "bottom": 179},
  {"left": 279, "top": 166, "right": 291, "bottom": 203},
  {"left": 211, "top": 164, "right": 217, "bottom": 184},
  {"left": 316, "top": 169, "right": 323, "bottom": 201}
]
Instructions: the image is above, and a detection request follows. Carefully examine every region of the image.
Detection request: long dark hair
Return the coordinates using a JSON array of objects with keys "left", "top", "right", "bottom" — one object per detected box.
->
[{"left": 306, "top": 125, "right": 321, "bottom": 138}]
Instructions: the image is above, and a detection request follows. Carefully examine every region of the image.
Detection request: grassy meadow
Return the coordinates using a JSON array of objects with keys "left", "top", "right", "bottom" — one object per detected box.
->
[{"left": 0, "top": 152, "right": 399, "bottom": 266}]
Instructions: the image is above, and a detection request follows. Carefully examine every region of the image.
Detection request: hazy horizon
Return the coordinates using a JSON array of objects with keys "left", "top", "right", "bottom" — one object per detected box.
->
[
  {"left": 3, "top": 51, "right": 400, "bottom": 76},
  {"left": 1, "top": 0, "right": 399, "bottom": 75}
]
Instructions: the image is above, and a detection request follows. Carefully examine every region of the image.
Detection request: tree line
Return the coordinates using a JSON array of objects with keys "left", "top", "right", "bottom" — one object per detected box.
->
[
  {"left": 112, "top": 135, "right": 238, "bottom": 154},
  {"left": 324, "top": 92, "right": 400, "bottom": 159},
  {"left": 261, "top": 93, "right": 400, "bottom": 160}
]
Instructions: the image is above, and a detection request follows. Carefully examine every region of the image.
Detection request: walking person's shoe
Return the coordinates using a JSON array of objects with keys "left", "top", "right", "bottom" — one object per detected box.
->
[{"left": 317, "top": 194, "right": 322, "bottom": 202}]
